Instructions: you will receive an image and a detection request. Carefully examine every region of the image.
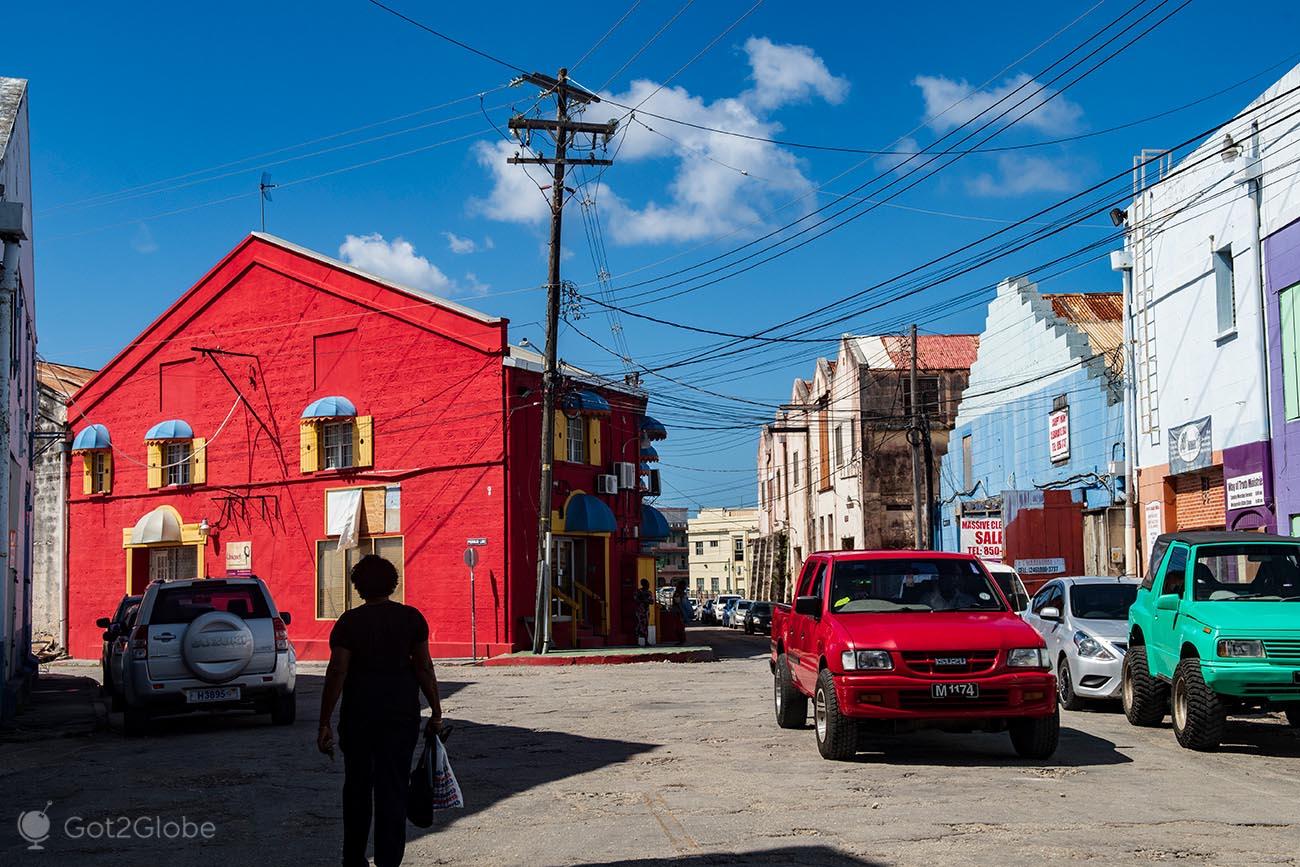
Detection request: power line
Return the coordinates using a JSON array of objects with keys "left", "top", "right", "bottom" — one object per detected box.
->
[
  {"left": 364, "top": 0, "right": 528, "bottom": 73},
  {"left": 570, "top": 0, "right": 642, "bottom": 74}
]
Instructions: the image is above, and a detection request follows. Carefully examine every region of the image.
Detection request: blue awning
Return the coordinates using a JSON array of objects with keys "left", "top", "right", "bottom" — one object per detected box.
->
[
  {"left": 640, "top": 415, "right": 668, "bottom": 441},
  {"left": 640, "top": 444, "right": 659, "bottom": 463},
  {"left": 565, "top": 493, "right": 617, "bottom": 534},
  {"left": 302, "top": 395, "right": 357, "bottom": 419},
  {"left": 71, "top": 424, "right": 111, "bottom": 451},
  {"left": 560, "top": 389, "right": 611, "bottom": 416},
  {"left": 641, "top": 504, "right": 670, "bottom": 541},
  {"left": 145, "top": 419, "right": 193, "bottom": 441}
]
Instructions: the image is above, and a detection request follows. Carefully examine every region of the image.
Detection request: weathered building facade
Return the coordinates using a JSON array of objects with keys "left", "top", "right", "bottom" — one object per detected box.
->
[{"left": 687, "top": 507, "right": 758, "bottom": 598}]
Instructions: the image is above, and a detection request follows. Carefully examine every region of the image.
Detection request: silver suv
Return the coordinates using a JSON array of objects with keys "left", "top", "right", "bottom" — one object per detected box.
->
[{"left": 122, "top": 577, "right": 296, "bottom": 736}]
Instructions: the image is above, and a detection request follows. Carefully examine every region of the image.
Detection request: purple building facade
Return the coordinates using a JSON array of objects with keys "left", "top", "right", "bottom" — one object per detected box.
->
[{"left": 1266, "top": 216, "right": 1300, "bottom": 534}]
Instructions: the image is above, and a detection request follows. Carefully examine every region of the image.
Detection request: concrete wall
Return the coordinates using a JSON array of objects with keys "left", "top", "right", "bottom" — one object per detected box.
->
[
  {"left": 687, "top": 508, "right": 758, "bottom": 596},
  {"left": 31, "top": 385, "right": 68, "bottom": 650}
]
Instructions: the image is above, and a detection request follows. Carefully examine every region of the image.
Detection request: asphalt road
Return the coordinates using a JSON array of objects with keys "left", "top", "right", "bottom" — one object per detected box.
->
[{"left": 5, "top": 625, "right": 1299, "bottom": 865}]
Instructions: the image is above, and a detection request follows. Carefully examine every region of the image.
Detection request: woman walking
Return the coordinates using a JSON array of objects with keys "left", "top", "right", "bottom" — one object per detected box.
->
[
  {"left": 318, "top": 555, "right": 443, "bottom": 867},
  {"left": 633, "top": 578, "right": 653, "bottom": 646}
]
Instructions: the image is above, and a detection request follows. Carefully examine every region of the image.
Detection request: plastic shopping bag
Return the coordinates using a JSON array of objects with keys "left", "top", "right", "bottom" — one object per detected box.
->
[{"left": 431, "top": 737, "right": 464, "bottom": 811}]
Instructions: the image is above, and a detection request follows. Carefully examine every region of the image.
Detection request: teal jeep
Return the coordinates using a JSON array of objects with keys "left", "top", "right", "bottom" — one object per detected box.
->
[{"left": 1123, "top": 531, "right": 1300, "bottom": 750}]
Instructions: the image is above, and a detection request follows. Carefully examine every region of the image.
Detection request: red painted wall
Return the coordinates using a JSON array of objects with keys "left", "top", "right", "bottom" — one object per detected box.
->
[
  {"left": 67, "top": 236, "right": 513, "bottom": 660},
  {"left": 1003, "top": 490, "right": 1085, "bottom": 595}
]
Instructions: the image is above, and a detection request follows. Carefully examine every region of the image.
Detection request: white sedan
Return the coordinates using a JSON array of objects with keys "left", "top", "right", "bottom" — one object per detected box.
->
[{"left": 1022, "top": 576, "right": 1138, "bottom": 709}]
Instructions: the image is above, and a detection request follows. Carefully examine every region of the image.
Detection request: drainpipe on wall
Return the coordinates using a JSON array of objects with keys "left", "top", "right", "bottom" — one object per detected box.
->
[
  {"left": 1110, "top": 248, "right": 1138, "bottom": 576},
  {"left": 1247, "top": 121, "right": 1273, "bottom": 466}
]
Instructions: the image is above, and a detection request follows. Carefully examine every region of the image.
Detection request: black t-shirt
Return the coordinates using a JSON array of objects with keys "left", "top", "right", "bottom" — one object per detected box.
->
[{"left": 329, "top": 601, "right": 429, "bottom": 725}]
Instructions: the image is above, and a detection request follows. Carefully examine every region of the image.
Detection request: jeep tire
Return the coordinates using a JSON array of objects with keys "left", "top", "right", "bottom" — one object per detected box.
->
[
  {"left": 1057, "top": 656, "right": 1085, "bottom": 711},
  {"left": 1171, "top": 658, "right": 1225, "bottom": 751},
  {"left": 814, "top": 668, "right": 857, "bottom": 761},
  {"left": 270, "top": 690, "right": 297, "bottom": 726},
  {"left": 1122, "top": 646, "right": 1168, "bottom": 727},
  {"left": 774, "top": 653, "right": 807, "bottom": 729},
  {"left": 1009, "top": 706, "right": 1060, "bottom": 760},
  {"left": 1285, "top": 706, "right": 1300, "bottom": 728}
]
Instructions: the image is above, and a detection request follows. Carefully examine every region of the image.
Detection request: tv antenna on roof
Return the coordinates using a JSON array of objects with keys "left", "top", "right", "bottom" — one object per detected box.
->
[{"left": 259, "top": 172, "right": 278, "bottom": 232}]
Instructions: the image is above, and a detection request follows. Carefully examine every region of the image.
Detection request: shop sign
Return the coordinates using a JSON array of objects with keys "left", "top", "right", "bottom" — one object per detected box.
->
[
  {"left": 959, "top": 516, "right": 1003, "bottom": 560},
  {"left": 1048, "top": 407, "right": 1070, "bottom": 462},
  {"left": 225, "top": 541, "right": 252, "bottom": 575},
  {"left": 1145, "top": 500, "right": 1163, "bottom": 545},
  {"left": 1225, "top": 471, "right": 1265, "bottom": 510},
  {"left": 1168, "top": 416, "right": 1212, "bottom": 474},
  {"left": 1014, "top": 557, "right": 1066, "bottom": 575}
]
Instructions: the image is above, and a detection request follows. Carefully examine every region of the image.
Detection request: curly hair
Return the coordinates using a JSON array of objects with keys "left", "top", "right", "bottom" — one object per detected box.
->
[{"left": 350, "top": 554, "right": 399, "bottom": 600}]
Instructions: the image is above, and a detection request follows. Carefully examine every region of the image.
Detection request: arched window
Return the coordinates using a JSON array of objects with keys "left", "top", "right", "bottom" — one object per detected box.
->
[{"left": 300, "top": 396, "right": 373, "bottom": 473}]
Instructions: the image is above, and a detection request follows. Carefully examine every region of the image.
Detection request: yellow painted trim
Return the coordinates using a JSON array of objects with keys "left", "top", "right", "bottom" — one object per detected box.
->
[
  {"left": 124, "top": 549, "right": 132, "bottom": 596},
  {"left": 122, "top": 542, "right": 205, "bottom": 593}
]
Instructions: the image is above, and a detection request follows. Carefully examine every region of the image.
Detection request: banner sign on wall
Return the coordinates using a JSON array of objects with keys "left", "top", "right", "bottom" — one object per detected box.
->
[
  {"left": 1168, "top": 416, "right": 1213, "bottom": 475},
  {"left": 959, "top": 516, "right": 1004, "bottom": 561},
  {"left": 1048, "top": 407, "right": 1070, "bottom": 462},
  {"left": 1144, "top": 500, "right": 1163, "bottom": 547},
  {"left": 1225, "top": 471, "right": 1266, "bottom": 509}
]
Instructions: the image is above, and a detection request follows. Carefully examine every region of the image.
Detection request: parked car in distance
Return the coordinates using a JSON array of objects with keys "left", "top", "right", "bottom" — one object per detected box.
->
[
  {"left": 121, "top": 576, "right": 296, "bottom": 736},
  {"left": 1023, "top": 577, "right": 1138, "bottom": 709},
  {"left": 713, "top": 594, "right": 741, "bottom": 623},
  {"left": 984, "top": 562, "right": 1031, "bottom": 613},
  {"left": 771, "top": 550, "right": 1058, "bottom": 761},
  {"left": 729, "top": 599, "right": 753, "bottom": 629},
  {"left": 96, "top": 594, "right": 142, "bottom": 710},
  {"left": 1123, "top": 532, "right": 1300, "bottom": 750},
  {"left": 699, "top": 599, "right": 716, "bottom": 624},
  {"left": 745, "top": 601, "right": 774, "bottom": 634}
]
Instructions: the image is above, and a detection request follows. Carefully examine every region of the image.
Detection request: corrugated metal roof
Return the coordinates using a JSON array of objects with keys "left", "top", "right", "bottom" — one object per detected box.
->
[
  {"left": 37, "top": 361, "right": 96, "bottom": 396},
  {"left": 865, "top": 334, "right": 980, "bottom": 370},
  {"left": 1043, "top": 292, "right": 1124, "bottom": 375}
]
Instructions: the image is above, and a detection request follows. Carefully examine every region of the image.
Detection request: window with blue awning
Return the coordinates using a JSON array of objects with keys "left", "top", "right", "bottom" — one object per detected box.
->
[
  {"left": 641, "top": 504, "right": 670, "bottom": 541},
  {"left": 565, "top": 493, "right": 617, "bottom": 534},
  {"left": 560, "top": 389, "right": 612, "bottom": 417}
]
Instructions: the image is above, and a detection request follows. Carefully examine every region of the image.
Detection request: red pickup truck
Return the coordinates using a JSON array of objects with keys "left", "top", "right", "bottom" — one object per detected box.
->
[{"left": 771, "top": 550, "right": 1058, "bottom": 760}]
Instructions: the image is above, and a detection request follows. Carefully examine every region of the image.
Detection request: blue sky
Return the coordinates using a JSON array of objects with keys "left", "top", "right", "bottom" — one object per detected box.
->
[{"left": 10, "top": 1, "right": 1300, "bottom": 508}]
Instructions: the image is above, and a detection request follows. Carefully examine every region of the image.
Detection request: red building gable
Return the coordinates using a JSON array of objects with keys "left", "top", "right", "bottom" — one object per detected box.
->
[{"left": 66, "top": 234, "right": 656, "bottom": 660}]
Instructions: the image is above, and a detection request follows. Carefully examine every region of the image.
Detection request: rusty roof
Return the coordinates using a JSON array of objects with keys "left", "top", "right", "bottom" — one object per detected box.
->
[
  {"left": 1043, "top": 292, "right": 1124, "bottom": 376},
  {"left": 875, "top": 334, "right": 980, "bottom": 370},
  {"left": 37, "top": 361, "right": 96, "bottom": 397}
]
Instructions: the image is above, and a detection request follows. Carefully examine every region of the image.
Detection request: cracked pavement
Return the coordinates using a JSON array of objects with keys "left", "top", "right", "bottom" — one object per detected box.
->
[{"left": 4, "top": 626, "right": 1299, "bottom": 865}]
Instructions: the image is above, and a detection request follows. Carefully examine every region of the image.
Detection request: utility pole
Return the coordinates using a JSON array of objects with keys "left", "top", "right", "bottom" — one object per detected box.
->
[
  {"left": 908, "top": 325, "right": 924, "bottom": 549},
  {"left": 507, "top": 69, "right": 617, "bottom": 654}
]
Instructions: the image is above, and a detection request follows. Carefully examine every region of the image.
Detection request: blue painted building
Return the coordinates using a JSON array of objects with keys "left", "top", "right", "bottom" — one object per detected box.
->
[{"left": 938, "top": 277, "right": 1127, "bottom": 584}]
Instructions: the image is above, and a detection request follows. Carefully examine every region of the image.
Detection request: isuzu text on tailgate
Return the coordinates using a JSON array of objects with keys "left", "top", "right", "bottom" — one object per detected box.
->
[{"left": 770, "top": 550, "right": 1058, "bottom": 760}]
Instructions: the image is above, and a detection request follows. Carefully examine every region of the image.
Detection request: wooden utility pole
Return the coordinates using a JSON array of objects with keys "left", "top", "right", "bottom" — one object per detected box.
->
[
  {"left": 507, "top": 69, "right": 616, "bottom": 654},
  {"left": 909, "top": 324, "right": 924, "bottom": 549}
]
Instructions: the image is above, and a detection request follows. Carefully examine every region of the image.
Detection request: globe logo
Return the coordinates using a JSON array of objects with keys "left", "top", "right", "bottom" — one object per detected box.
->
[{"left": 17, "top": 802, "right": 53, "bottom": 851}]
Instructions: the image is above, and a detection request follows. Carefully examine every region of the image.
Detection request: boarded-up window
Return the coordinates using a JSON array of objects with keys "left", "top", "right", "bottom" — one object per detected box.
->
[
  {"left": 316, "top": 536, "right": 405, "bottom": 618},
  {"left": 962, "top": 434, "right": 973, "bottom": 491},
  {"left": 314, "top": 329, "right": 360, "bottom": 396},
  {"left": 160, "top": 359, "right": 197, "bottom": 416},
  {"left": 818, "top": 410, "right": 830, "bottom": 491}
]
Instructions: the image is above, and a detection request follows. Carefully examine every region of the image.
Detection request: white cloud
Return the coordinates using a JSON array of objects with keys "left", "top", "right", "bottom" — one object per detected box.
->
[
  {"left": 966, "top": 153, "right": 1078, "bottom": 197},
  {"left": 743, "top": 37, "right": 849, "bottom": 110},
  {"left": 913, "top": 73, "right": 1083, "bottom": 136},
  {"left": 461, "top": 272, "right": 490, "bottom": 296},
  {"left": 338, "top": 233, "right": 455, "bottom": 294},
  {"left": 443, "top": 232, "right": 494, "bottom": 254},
  {"left": 131, "top": 222, "right": 158, "bottom": 254},
  {"left": 472, "top": 38, "right": 847, "bottom": 245}
]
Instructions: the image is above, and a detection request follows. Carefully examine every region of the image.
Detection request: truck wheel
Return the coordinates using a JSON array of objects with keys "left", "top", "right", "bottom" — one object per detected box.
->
[
  {"left": 1122, "top": 646, "right": 1168, "bottom": 727},
  {"left": 123, "top": 707, "right": 150, "bottom": 738},
  {"left": 1009, "top": 706, "right": 1060, "bottom": 760},
  {"left": 110, "top": 691, "right": 125, "bottom": 713},
  {"left": 774, "top": 654, "right": 807, "bottom": 729},
  {"left": 814, "top": 669, "right": 857, "bottom": 761},
  {"left": 1171, "top": 659, "right": 1225, "bottom": 751},
  {"left": 1057, "top": 657, "right": 1085, "bottom": 711},
  {"left": 1286, "top": 707, "right": 1300, "bottom": 728},
  {"left": 270, "top": 691, "right": 297, "bottom": 726}
]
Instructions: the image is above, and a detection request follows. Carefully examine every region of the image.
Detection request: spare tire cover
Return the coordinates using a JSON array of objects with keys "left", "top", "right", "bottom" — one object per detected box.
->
[{"left": 182, "top": 611, "right": 255, "bottom": 683}]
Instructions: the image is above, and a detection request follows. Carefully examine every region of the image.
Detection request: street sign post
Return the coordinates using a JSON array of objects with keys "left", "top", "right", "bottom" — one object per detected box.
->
[{"left": 463, "top": 547, "right": 479, "bottom": 661}]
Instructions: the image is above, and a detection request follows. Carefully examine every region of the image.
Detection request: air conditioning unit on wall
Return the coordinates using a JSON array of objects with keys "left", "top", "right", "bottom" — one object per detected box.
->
[
  {"left": 645, "top": 468, "right": 661, "bottom": 498},
  {"left": 614, "top": 462, "right": 637, "bottom": 490},
  {"left": 596, "top": 474, "right": 619, "bottom": 495}
]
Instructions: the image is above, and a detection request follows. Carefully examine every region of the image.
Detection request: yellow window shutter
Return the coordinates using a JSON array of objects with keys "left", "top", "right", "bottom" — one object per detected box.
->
[
  {"left": 102, "top": 452, "right": 113, "bottom": 495},
  {"left": 82, "top": 454, "right": 93, "bottom": 495},
  {"left": 300, "top": 422, "right": 319, "bottom": 473},
  {"left": 355, "top": 416, "right": 374, "bottom": 468},
  {"left": 190, "top": 438, "right": 206, "bottom": 485},
  {"left": 146, "top": 443, "right": 163, "bottom": 490},
  {"left": 587, "top": 418, "right": 602, "bottom": 466},
  {"left": 553, "top": 411, "right": 566, "bottom": 461}
]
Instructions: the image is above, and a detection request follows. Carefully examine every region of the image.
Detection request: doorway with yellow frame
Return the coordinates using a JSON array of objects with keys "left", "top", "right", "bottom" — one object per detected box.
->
[{"left": 122, "top": 505, "right": 208, "bottom": 595}]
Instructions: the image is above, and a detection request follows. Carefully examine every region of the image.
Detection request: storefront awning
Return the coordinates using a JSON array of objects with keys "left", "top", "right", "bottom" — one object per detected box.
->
[
  {"left": 144, "top": 419, "right": 194, "bottom": 441},
  {"left": 560, "top": 389, "right": 611, "bottom": 416},
  {"left": 640, "top": 415, "right": 667, "bottom": 441},
  {"left": 565, "top": 493, "right": 617, "bottom": 534},
  {"left": 131, "top": 507, "right": 183, "bottom": 545},
  {"left": 71, "top": 423, "right": 111, "bottom": 451},
  {"left": 640, "top": 444, "right": 659, "bottom": 463},
  {"left": 641, "top": 504, "right": 670, "bottom": 541},
  {"left": 302, "top": 395, "right": 357, "bottom": 419}
]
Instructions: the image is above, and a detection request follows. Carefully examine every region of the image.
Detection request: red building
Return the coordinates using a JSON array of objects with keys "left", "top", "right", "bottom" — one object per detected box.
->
[{"left": 66, "top": 234, "right": 668, "bottom": 660}]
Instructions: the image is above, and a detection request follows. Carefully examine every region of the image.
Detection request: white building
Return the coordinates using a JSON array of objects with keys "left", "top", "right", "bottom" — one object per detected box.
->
[
  {"left": 688, "top": 508, "right": 759, "bottom": 598},
  {"left": 0, "top": 76, "right": 39, "bottom": 719}
]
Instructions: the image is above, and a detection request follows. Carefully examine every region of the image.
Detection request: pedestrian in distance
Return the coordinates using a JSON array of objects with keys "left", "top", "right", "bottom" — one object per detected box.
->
[
  {"left": 673, "top": 579, "right": 691, "bottom": 645},
  {"left": 318, "top": 554, "right": 444, "bottom": 867},
  {"left": 634, "top": 579, "right": 653, "bottom": 647}
]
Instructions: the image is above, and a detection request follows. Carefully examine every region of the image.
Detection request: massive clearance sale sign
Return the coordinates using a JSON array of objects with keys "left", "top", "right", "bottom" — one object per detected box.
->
[{"left": 959, "top": 516, "right": 1004, "bottom": 561}]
